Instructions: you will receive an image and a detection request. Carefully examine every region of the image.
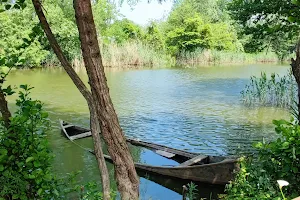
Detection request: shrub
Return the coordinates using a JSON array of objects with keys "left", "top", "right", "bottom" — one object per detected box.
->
[
  {"left": 0, "top": 85, "right": 60, "bottom": 199},
  {"left": 223, "top": 118, "right": 300, "bottom": 199}
]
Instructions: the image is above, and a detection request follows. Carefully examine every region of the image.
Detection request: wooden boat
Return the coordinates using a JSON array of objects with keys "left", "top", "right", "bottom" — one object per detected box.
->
[
  {"left": 59, "top": 120, "right": 91, "bottom": 140},
  {"left": 60, "top": 120, "right": 239, "bottom": 185}
]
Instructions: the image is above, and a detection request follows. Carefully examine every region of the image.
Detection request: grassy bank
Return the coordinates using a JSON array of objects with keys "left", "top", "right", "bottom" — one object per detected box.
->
[
  {"left": 8, "top": 42, "right": 289, "bottom": 69},
  {"left": 176, "top": 49, "right": 285, "bottom": 66}
]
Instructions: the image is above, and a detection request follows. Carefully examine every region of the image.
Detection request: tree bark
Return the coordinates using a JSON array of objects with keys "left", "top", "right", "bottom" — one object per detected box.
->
[
  {"left": 73, "top": 0, "right": 139, "bottom": 199},
  {"left": 89, "top": 103, "right": 111, "bottom": 199},
  {"left": 291, "top": 42, "right": 300, "bottom": 122},
  {"left": 0, "top": 89, "right": 11, "bottom": 128},
  {"left": 31, "top": 1, "right": 111, "bottom": 199}
]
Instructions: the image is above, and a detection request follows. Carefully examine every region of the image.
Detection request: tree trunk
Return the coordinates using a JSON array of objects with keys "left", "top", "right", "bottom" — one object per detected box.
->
[
  {"left": 89, "top": 103, "right": 111, "bottom": 199},
  {"left": 291, "top": 42, "right": 300, "bottom": 122},
  {"left": 0, "top": 89, "right": 11, "bottom": 128},
  {"left": 73, "top": 0, "right": 139, "bottom": 199},
  {"left": 31, "top": 1, "right": 111, "bottom": 199}
]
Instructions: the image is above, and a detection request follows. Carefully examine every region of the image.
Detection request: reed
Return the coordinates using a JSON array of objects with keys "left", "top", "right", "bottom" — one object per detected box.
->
[
  {"left": 241, "top": 69, "right": 297, "bottom": 108},
  {"left": 177, "top": 49, "right": 285, "bottom": 66},
  {"left": 71, "top": 41, "right": 175, "bottom": 69},
  {"left": 101, "top": 41, "right": 175, "bottom": 68}
]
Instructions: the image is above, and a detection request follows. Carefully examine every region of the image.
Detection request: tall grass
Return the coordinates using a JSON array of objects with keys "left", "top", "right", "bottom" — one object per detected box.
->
[
  {"left": 241, "top": 69, "right": 297, "bottom": 108},
  {"left": 71, "top": 41, "right": 175, "bottom": 69},
  {"left": 177, "top": 49, "right": 284, "bottom": 66},
  {"left": 102, "top": 42, "right": 175, "bottom": 68}
]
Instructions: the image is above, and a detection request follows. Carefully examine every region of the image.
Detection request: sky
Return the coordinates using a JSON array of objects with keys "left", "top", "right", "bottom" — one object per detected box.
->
[{"left": 119, "top": 0, "right": 173, "bottom": 26}]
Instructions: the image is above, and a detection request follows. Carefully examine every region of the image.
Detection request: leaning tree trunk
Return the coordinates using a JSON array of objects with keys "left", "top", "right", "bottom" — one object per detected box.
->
[
  {"left": 291, "top": 42, "right": 300, "bottom": 122},
  {"left": 73, "top": 0, "right": 139, "bottom": 199},
  {"left": 89, "top": 103, "right": 111, "bottom": 199},
  {"left": 31, "top": 1, "right": 111, "bottom": 199}
]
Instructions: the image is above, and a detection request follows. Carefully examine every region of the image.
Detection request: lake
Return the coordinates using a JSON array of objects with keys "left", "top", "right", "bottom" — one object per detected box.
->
[{"left": 6, "top": 64, "right": 290, "bottom": 199}]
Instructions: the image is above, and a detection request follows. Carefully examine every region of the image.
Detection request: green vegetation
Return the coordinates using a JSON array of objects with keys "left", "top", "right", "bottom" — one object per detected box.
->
[
  {"left": 0, "top": 85, "right": 59, "bottom": 199},
  {"left": 241, "top": 70, "right": 297, "bottom": 108},
  {"left": 186, "top": 182, "right": 198, "bottom": 200},
  {"left": 177, "top": 50, "right": 280, "bottom": 66},
  {"left": 228, "top": 0, "right": 300, "bottom": 60},
  {"left": 0, "top": 83, "right": 114, "bottom": 199},
  {"left": 1, "top": 0, "right": 295, "bottom": 69},
  {"left": 223, "top": 119, "right": 300, "bottom": 199}
]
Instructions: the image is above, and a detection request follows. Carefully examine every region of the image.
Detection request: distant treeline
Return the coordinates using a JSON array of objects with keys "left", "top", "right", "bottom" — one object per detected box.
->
[{"left": 0, "top": 0, "right": 295, "bottom": 68}]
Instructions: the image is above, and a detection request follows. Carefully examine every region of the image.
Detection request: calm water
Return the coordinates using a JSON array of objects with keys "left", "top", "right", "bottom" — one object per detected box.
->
[{"left": 7, "top": 64, "right": 290, "bottom": 199}]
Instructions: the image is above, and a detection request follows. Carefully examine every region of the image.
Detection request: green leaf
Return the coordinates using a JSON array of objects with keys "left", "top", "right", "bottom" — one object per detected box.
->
[
  {"left": 0, "top": 149, "right": 8, "bottom": 156},
  {"left": 33, "top": 161, "right": 41, "bottom": 167},
  {"left": 0, "top": 165, "right": 4, "bottom": 172},
  {"left": 12, "top": 194, "right": 19, "bottom": 199},
  {"left": 292, "top": 167, "right": 298, "bottom": 173},
  {"left": 288, "top": 16, "right": 296, "bottom": 23},
  {"left": 20, "top": 84, "right": 28, "bottom": 90},
  {"left": 37, "top": 188, "right": 43, "bottom": 195},
  {"left": 41, "top": 112, "right": 48, "bottom": 118},
  {"left": 26, "top": 157, "right": 34, "bottom": 163},
  {"left": 28, "top": 174, "right": 35, "bottom": 179},
  {"left": 53, "top": 189, "right": 59, "bottom": 196},
  {"left": 292, "top": 0, "right": 300, "bottom": 5},
  {"left": 0, "top": 57, "right": 5, "bottom": 65}
]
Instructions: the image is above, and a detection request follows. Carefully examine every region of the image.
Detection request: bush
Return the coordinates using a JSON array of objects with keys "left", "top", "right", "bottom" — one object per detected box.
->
[
  {"left": 223, "top": 118, "right": 300, "bottom": 199},
  {"left": 0, "top": 85, "right": 60, "bottom": 199}
]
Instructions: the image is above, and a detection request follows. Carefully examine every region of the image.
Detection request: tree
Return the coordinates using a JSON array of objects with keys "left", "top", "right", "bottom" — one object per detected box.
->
[
  {"left": 73, "top": 1, "right": 139, "bottom": 199},
  {"left": 228, "top": 0, "right": 300, "bottom": 119},
  {"left": 228, "top": 0, "right": 299, "bottom": 56},
  {"left": 30, "top": 0, "right": 139, "bottom": 199},
  {"left": 29, "top": 1, "right": 112, "bottom": 199},
  {"left": 166, "top": 14, "right": 238, "bottom": 56}
]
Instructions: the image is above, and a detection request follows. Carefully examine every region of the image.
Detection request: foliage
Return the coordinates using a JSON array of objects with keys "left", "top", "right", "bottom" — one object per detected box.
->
[
  {"left": 0, "top": 85, "right": 60, "bottom": 199},
  {"left": 241, "top": 70, "right": 297, "bottom": 108},
  {"left": 106, "top": 19, "right": 144, "bottom": 44},
  {"left": 166, "top": 14, "right": 239, "bottom": 56},
  {"left": 256, "top": 119, "right": 300, "bottom": 193},
  {"left": 223, "top": 157, "right": 280, "bottom": 199},
  {"left": 143, "top": 22, "right": 166, "bottom": 51},
  {"left": 1, "top": 0, "right": 293, "bottom": 68},
  {"left": 42, "top": 0, "right": 81, "bottom": 62},
  {"left": 224, "top": 118, "right": 300, "bottom": 199},
  {"left": 76, "top": 182, "right": 116, "bottom": 200},
  {"left": 0, "top": 8, "right": 48, "bottom": 68},
  {"left": 93, "top": 0, "right": 118, "bottom": 41},
  {"left": 186, "top": 182, "right": 198, "bottom": 200},
  {"left": 228, "top": 0, "right": 300, "bottom": 58},
  {"left": 164, "top": 0, "right": 241, "bottom": 56}
]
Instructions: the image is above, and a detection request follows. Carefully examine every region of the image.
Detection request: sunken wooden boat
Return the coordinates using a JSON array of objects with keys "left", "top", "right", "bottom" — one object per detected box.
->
[
  {"left": 60, "top": 120, "right": 239, "bottom": 185},
  {"left": 60, "top": 120, "right": 92, "bottom": 140}
]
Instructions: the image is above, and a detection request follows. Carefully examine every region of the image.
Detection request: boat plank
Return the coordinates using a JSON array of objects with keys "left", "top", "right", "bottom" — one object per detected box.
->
[
  {"left": 63, "top": 124, "right": 74, "bottom": 128},
  {"left": 69, "top": 131, "right": 92, "bottom": 140},
  {"left": 177, "top": 155, "right": 208, "bottom": 167},
  {"left": 155, "top": 150, "right": 175, "bottom": 158},
  {"left": 127, "top": 138, "right": 198, "bottom": 159}
]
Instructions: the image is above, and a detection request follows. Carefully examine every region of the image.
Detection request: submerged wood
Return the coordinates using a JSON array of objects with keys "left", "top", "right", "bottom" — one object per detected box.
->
[{"left": 60, "top": 120, "right": 239, "bottom": 185}]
